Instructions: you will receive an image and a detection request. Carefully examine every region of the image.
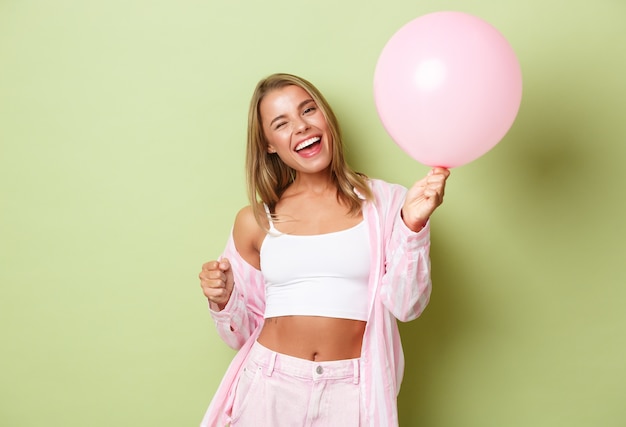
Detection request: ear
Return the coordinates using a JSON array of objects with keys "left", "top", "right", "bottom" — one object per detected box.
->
[{"left": 267, "top": 145, "right": 277, "bottom": 154}]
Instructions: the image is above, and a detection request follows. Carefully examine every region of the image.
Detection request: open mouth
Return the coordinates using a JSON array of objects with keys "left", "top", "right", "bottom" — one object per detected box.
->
[{"left": 295, "top": 136, "right": 321, "bottom": 152}]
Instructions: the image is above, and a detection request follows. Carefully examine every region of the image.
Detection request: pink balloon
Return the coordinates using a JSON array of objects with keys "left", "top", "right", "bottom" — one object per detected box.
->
[{"left": 374, "top": 11, "right": 523, "bottom": 167}]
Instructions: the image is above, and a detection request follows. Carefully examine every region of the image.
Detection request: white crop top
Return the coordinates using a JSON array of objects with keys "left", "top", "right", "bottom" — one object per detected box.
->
[{"left": 260, "top": 208, "right": 371, "bottom": 321}]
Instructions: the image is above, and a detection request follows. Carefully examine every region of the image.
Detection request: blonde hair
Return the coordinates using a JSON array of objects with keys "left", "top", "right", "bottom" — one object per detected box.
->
[{"left": 246, "top": 73, "right": 372, "bottom": 225}]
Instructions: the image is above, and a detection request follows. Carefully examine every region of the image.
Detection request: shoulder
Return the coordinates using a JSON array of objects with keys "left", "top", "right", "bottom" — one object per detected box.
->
[
  {"left": 234, "top": 205, "right": 257, "bottom": 230},
  {"left": 232, "top": 205, "right": 266, "bottom": 269},
  {"left": 233, "top": 205, "right": 267, "bottom": 240},
  {"left": 366, "top": 178, "right": 408, "bottom": 199}
]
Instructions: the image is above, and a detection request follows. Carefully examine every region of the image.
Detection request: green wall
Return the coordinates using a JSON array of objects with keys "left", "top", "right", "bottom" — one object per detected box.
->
[{"left": 1, "top": 1, "right": 625, "bottom": 426}]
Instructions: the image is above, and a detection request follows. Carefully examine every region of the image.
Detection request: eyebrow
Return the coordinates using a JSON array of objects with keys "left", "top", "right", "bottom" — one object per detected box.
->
[{"left": 269, "top": 98, "right": 315, "bottom": 127}]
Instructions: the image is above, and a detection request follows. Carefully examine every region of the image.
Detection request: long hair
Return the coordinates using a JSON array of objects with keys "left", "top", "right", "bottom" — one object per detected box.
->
[{"left": 246, "top": 73, "right": 373, "bottom": 226}]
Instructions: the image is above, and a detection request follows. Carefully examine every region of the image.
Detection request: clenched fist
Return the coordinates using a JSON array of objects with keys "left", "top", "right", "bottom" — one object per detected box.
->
[{"left": 199, "top": 258, "right": 234, "bottom": 311}]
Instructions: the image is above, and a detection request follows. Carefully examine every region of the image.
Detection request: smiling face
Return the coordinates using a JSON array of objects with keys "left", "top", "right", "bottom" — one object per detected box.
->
[{"left": 260, "top": 85, "right": 333, "bottom": 175}]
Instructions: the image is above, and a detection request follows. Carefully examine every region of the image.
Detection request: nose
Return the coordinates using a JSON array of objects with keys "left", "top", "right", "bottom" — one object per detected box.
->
[{"left": 294, "top": 117, "right": 310, "bottom": 133}]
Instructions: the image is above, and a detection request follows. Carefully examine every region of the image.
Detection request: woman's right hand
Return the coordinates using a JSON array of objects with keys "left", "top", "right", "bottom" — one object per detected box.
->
[{"left": 199, "top": 258, "right": 234, "bottom": 311}]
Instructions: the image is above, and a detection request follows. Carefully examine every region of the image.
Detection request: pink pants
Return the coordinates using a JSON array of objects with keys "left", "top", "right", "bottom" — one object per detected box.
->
[{"left": 229, "top": 341, "right": 362, "bottom": 426}]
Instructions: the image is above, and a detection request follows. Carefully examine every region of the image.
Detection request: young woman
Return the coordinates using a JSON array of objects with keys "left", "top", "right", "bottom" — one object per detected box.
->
[{"left": 199, "top": 73, "right": 450, "bottom": 426}]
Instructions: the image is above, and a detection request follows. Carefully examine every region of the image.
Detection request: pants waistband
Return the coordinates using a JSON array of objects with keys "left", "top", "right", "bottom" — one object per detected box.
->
[{"left": 249, "top": 341, "right": 360, "bottom": 384}]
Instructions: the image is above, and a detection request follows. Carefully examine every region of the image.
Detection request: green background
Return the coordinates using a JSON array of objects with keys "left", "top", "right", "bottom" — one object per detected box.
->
[{"left": 1, "top": 0, "right": 625, "bottom": 426}]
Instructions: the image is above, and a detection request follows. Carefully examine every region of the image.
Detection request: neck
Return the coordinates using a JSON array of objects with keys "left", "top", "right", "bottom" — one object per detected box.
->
[{"left": 290, "top": 170, "right": 335, "bottom": 196}]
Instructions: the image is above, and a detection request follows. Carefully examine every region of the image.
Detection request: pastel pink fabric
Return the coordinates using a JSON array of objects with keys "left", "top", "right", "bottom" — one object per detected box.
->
[
  {"left": 230, "top": 341, "right": 361, "bottom": 426},
  {"left": 201, "top": 179, "right": 432, "bottom": 427}
]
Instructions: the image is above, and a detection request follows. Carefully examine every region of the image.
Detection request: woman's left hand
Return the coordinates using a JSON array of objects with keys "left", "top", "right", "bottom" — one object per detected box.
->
[{"left": 401, "top": 167, "right": 451, "bottom": 232}]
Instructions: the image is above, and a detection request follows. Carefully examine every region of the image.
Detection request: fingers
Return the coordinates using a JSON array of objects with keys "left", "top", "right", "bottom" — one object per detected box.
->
[
  {"left": 424, "top": 168, "right": 450, "bottom": 202},
  {"left": 199, "top": 258, "right": 233, "bottom": 307},
  {"left": 413, "top": 168, "right": 449, "bottom": 192},
  {"left": 200, "top": 258, "right": 231, "bottom": 274},
  {"left": 402, "top": 168, "right": 451, "bottom": 231},
  {"left": 429, "top": 167, "right": 451, "bottom": 177},
  {"left": 426, "top": 168, "right": 450, "bottom": 186}
]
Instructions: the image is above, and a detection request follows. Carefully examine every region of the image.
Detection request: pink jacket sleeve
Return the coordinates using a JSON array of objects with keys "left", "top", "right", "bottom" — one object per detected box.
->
[
  {"left": 375, "top": 181, "right": 433, "bottom": 322},
  {"left": 208, "top": 232, "right": 266, "bottom": 350}
]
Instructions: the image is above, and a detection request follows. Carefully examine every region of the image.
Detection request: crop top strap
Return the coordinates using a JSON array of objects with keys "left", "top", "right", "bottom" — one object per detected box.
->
[{"left": 262, "top": 203, "right": 278, "bottom": 233}]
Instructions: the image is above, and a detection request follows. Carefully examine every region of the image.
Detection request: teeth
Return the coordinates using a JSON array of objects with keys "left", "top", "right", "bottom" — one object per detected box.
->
[{"left": 295, "top": 137, "right": 320, "bottom": 151}]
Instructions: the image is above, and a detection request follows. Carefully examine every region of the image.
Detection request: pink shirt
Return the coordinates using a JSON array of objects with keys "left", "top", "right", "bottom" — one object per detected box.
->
[{"left": 201, "top": 179, "right": 433, "bottom": 427}]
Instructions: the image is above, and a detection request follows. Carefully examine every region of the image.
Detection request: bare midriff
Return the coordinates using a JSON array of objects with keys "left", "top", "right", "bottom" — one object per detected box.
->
[{"left": 257, "top": 316, "right": 366, "bottom": 361}]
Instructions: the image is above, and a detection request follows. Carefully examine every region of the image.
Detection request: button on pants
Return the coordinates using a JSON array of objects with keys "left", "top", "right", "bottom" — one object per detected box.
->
[{"left": 229, "top": 341, "right": 362, "bottom": 426}]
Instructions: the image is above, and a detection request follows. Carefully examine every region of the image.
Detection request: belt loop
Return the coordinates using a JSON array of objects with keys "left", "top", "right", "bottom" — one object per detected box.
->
[
  {"left": 353, "top": 359, "right": 360, "bottom": 384},
  {"left": 266, "top": 351, "right": 277, "bottom": 377}
]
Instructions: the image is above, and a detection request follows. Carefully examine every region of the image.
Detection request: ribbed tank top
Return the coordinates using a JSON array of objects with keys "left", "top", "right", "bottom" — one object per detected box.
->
[{"left": 260, "top": 207, "right": 370, "bottom": 321}]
